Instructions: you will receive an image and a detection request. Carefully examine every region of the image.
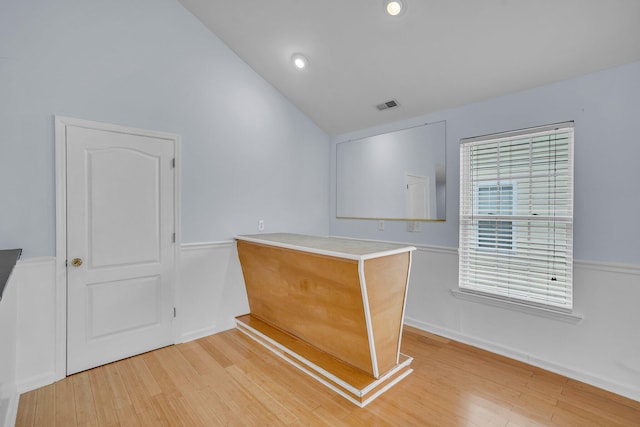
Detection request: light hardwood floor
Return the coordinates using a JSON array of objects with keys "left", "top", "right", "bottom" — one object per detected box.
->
[{"left": 16, "top": 327, "right": 640, "bottom": 426}]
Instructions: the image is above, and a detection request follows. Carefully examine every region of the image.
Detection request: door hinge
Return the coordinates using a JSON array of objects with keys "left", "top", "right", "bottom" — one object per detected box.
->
[
  {"left": 172, "top": 232, "right": 176, "bottom": 243},
  {"left": 173, "top": 307, "right": 177, "bottom": 318},
  {"left": 171, "top": 158, "right": 176, "bottom": 168}
]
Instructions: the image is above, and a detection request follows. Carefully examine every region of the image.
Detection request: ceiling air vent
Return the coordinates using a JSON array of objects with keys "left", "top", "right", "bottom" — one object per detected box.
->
[{"left": 376, "top": 99, "right": 399, "bottom": 111}]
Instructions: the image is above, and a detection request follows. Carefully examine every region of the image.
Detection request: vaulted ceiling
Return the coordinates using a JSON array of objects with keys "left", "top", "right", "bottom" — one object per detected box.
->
[{"left": 178, "top": 0, "right": 640, "bottom": 136}]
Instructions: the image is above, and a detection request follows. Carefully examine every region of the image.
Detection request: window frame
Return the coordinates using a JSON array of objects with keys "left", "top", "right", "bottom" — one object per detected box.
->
[{"left": 458, "top": 122, "right": 574, "bottom": 312}]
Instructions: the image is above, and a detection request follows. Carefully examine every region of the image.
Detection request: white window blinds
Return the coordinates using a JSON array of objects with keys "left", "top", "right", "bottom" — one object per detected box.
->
[{"left": 459, "top": 122, "right": 574, "bottom": 310}]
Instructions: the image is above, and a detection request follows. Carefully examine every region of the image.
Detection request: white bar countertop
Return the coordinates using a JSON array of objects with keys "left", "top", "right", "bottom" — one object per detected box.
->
[{"left": 236, "top": 233, "right": 415, "bottom": 261}]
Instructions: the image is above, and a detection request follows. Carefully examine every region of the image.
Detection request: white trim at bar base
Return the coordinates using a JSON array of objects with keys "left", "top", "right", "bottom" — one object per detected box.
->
[{"left": 235, "top": 317, "right": 413, "bottom": 407}]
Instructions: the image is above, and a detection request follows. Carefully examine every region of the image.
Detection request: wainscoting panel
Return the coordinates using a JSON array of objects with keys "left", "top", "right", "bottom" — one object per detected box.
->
[
  {"left": 404, "top": 245, "right": 640, "bottom": 402},
  {"left": 178, "top": 241, "right": 249, "bottom": 342},
  {"left": 14, "top": 257, "right": 57, "bottom": 394},
  {"left": 0, "top": 260, "right": 19, "bottom": 427}
]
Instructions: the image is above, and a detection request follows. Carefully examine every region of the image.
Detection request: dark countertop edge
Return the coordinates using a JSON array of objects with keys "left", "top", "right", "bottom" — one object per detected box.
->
[{"left": 0, "top": 249, "right": 22, "bottom": 302}]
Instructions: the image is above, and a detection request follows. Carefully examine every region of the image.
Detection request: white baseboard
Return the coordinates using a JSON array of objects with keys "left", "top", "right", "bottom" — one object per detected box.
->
[
  {"left": 16, "top": 371, "right": 56, "bottom": 395},
  {"left": 216, "top": 319, "right": 238, "bottom": 334},
  {"left": 0, "top": 393, "right": 19, "bottom": 427},
  {"left": 404, "top": 317, "right": 640, "bottom": 403},
  {"left": 179, "top": 318, "right": 238, "bottom": 343},
  {"left": 180, "top": 325, "right": 220, "bottom": 343}
]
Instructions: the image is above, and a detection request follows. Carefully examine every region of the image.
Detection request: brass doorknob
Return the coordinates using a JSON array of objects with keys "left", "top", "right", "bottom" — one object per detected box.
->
[{"left": 71, "top": 258, "right": 83, "bottom": 267}]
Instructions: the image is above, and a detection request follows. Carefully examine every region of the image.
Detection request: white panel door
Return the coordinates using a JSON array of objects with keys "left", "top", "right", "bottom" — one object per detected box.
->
[{"left": 66, "top": 125, "right": 175, "bottom": 375}]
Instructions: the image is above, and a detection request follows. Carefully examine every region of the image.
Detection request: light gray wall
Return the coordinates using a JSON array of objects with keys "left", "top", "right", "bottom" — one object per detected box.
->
[
  {"left": 331, "top": 60, "right": 640, "bottom": 265},
  {"left": 0, "top": 0, "right": 331, "bottom": 258}
]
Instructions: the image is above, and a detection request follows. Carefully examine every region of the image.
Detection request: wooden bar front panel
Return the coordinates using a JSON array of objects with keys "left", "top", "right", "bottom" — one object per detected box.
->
[
  {"left": 363, "top": 252, "right": 411, "bottom": 375},
  {"left": 236, "top": 240, "right": 374, "bottom": 374}
]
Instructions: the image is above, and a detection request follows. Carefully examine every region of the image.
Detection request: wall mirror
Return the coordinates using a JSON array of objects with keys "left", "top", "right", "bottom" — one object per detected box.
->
[{"left": 336, "top": 121, "right": 446, "bottom": 221}]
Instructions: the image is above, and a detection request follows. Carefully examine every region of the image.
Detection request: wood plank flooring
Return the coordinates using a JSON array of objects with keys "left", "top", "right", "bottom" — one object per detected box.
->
[{"left": 16, "top": 327, "right": 640, "bottom": 426}]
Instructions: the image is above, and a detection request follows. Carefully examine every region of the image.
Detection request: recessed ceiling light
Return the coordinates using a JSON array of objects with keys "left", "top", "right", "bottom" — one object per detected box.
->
[
  {"left": 291, "top": 53, "right": 308, "bottom": 70},
  {"left": 385, "top": 0, "right": 405, "bottom": 16}
]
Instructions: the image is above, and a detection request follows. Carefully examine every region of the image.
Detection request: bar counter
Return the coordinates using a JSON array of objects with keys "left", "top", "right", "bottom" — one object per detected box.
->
[{"left": 235, "top": 233, "right": 415, "bottom": 406}]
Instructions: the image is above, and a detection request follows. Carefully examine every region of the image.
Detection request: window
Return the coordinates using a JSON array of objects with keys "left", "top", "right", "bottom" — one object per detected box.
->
[
  {"left": 477, "top": 183, "right": 515, "bottom": 251},
  {"left": 459, "top": 122, "right": 574, "bottom": 310}
]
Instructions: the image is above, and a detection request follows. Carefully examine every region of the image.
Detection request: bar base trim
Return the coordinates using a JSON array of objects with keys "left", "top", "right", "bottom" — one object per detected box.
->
[{"left": 235, "top": 314, "right": 413, "bottom": 407}]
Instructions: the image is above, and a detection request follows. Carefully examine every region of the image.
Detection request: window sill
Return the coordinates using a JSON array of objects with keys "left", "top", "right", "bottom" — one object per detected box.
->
[{"left": 450, "top": 289, "right": 583, "bottom": 324}]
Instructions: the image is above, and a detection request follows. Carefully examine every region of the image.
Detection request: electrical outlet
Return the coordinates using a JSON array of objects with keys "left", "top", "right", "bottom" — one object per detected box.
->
[
  {"left": 378, "top": 220, "right": 385, "bottom": 231},
  {"left": 258, "top": 219, "right": 265, "bottom": 231},
  {"left": 406, "top": 221, "right": 422, "bottom": 232}
]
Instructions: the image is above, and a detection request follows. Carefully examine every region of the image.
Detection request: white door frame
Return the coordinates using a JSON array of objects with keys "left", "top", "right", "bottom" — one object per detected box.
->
[{"left": 54, "top": 115, "right": 181, "bottom": 380}]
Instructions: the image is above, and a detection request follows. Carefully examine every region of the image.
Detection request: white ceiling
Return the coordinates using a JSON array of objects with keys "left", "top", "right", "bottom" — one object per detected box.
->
[{"left": 178, "top": 0, "right": 640, "bottom": 136}]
